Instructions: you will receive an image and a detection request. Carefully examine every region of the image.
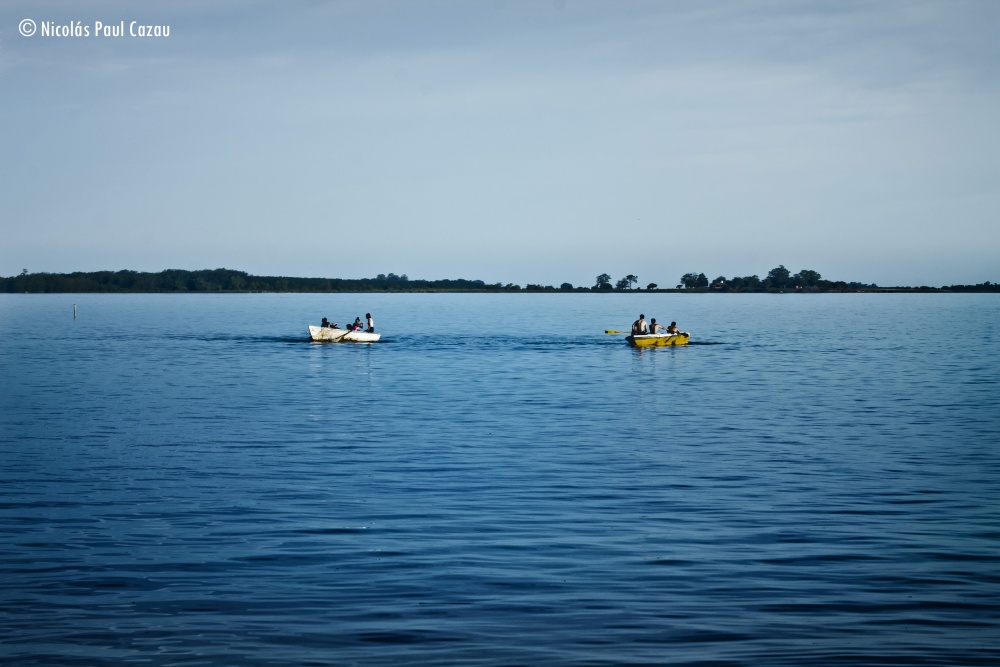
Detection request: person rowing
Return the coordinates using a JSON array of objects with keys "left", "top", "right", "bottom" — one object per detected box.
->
[
  {"left": 649, "top": 318, "right": 666, "bottom": 334},
  {"left": 666, "top": 321, "right": 688, "bottom": 336}
]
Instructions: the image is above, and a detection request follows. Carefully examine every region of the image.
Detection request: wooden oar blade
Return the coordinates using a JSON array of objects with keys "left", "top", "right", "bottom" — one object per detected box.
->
[{"left": 605, "top": 329, "right": 629, "bottom": 334}]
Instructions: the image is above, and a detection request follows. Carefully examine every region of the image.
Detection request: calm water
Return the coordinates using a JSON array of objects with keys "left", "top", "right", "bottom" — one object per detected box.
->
[{"left": 1, "top": 293, "right": 998, "bottom": 666}]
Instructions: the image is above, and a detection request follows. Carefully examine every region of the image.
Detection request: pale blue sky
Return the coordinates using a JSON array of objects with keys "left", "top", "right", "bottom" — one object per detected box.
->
[{"left": 2, "top": 1, "right": 998, "bottom": 287}]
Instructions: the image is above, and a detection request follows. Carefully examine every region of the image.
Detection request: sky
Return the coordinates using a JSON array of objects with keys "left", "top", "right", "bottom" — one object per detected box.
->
[{"left": 1, "top": 0, "right": 998, "bottom": 288}]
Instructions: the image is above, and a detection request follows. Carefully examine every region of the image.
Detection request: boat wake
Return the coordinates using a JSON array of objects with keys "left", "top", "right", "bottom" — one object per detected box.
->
[{"left": 163, "top": 333, "right": 305, "bottom": 345}]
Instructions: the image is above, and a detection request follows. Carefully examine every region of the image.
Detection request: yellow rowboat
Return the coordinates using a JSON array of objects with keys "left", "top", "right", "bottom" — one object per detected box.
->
[{"left": 626, "top": 333, "right": 690, "bottom": 348}]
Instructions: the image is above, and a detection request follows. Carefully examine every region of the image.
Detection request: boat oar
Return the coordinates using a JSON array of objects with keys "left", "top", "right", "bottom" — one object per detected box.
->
[{"left": 605, "top": 329, "right": 631, "bottom": 334}]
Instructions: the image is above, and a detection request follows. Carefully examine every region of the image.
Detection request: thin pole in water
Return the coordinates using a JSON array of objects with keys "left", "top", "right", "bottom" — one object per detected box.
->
[{"left": 74, "top": 304, "right": 77, "bottom": 319}]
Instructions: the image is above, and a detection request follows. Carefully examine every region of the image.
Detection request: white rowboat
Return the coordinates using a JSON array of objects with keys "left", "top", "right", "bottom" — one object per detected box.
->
[{"left": 308, "top": 325, "right": 381, "bottom": 343}]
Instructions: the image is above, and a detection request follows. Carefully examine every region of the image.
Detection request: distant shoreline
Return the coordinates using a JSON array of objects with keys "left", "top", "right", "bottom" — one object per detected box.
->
[{"left": 2, "top": 269, "right": 997, "bottom": 294}]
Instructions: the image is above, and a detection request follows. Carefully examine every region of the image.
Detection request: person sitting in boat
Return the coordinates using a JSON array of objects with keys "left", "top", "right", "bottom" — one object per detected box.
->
[
  {"left": 666, "top": 321, "right": 686, "bottom": 335},
  {"left": 352, "top": 317, "right": 363, "bottom": 331},
  {"left": 631, "top": 314, "right": 648, "bottom": 335},
  {"left": 365, "top": 313, "right": 374, "bottom": 333},
  {"left": 321, "top": 317, "right": 330, "bottom": 328},
  {"left": 649, "top": 318, "right": 666, "bottom": 334}
]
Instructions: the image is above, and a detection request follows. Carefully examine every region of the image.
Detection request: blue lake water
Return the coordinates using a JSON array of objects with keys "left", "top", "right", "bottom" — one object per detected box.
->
[{"left": 1, "top": 292, "right": 998, "bottom": 666}]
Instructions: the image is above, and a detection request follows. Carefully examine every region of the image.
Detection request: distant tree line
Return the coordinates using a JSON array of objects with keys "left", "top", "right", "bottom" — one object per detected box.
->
[
  {"left": 0, "top": 269, "right": 497, "bottom": 293},
  {"left": 678, "top": 265, "right": 878, "bottom": 292},
  {"left": 678, "top": 266, "right": 997, "bottom": 292},
  {"left": 2, "top": 267, "right": 997, "bottom": 293},
  {"left": 0, "top": 268, "right": 592, "bottom": 294},
  {"left": 593, "top": 266, "right": 998, "bottom": 292},
  {"left": 592, "top": 266, "right": 879, "bottom": 292}
]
